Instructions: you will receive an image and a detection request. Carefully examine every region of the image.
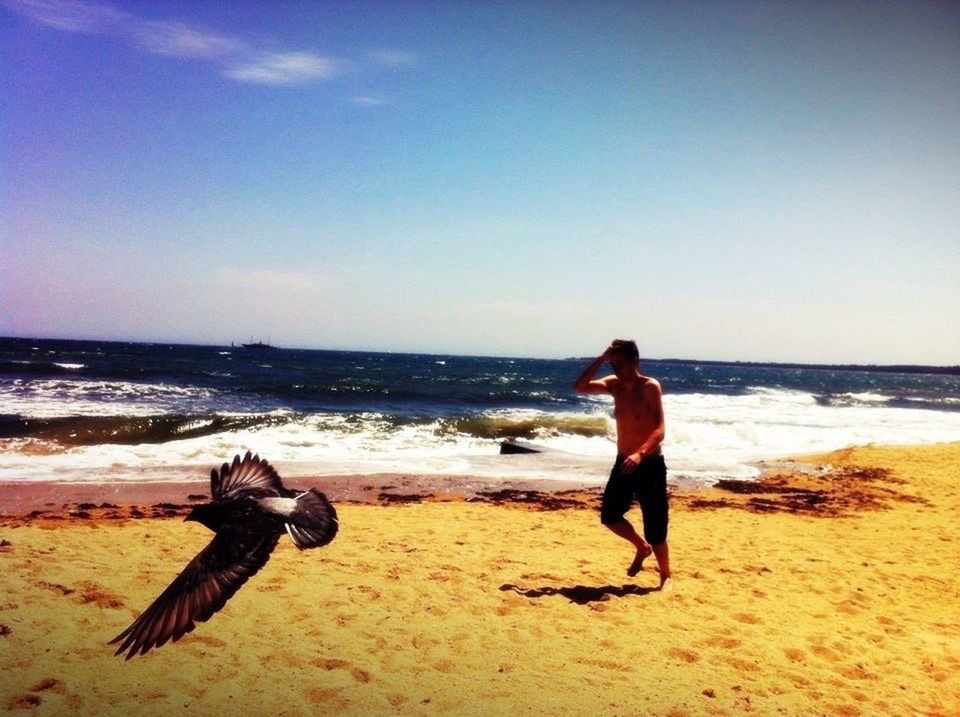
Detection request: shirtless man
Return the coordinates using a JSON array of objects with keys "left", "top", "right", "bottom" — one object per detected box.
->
[{"left": 574, "top": 339, "right": 671, "bottom": 589}]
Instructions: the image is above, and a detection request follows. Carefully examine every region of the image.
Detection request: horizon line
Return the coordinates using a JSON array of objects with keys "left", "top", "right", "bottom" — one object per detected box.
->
[{"left": 2, "top": 335, "right": 957, "bottom": 373}]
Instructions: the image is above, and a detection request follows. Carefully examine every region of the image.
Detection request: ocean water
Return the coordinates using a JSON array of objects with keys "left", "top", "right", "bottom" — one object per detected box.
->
[{"left": 2, "top": 337, "right": 959, "bottom": 487}]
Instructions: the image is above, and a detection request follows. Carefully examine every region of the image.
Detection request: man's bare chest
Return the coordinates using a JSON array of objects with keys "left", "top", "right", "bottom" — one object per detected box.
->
[{"left": 612, "top": 383, "right": 653, "bottom": 422}]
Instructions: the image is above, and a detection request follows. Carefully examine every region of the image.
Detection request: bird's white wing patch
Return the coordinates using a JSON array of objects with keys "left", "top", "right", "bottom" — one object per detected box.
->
[{"left": 260, "top": 496, "right": 298, "bottom": 516}]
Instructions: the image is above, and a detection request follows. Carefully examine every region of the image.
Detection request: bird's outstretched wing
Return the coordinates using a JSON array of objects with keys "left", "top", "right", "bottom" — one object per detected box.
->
[
  {"left": 110, "top": 522, "right": 281, "bottom": 660},
  {"left": 212, "top": 451, "right": 285, "bottom": 501}
]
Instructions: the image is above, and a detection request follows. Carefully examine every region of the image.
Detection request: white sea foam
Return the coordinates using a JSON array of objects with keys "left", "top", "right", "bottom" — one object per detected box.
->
[
  {"left": 1, "top": 388, "right": 960, "bottom": 485},
  {"left": 838, "top": 392, "right": 891, "bottom": 403},
  {"left": 0, "top": 379, "right": 222, "bottom": 418},
  {"left": 662, "top": 389, "right": 960, "bottom": 483}
]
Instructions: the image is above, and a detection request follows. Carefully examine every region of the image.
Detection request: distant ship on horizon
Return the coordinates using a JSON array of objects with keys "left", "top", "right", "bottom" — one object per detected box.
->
[{"left": 236, "top": 338, "right": 276, "bottom": 350}]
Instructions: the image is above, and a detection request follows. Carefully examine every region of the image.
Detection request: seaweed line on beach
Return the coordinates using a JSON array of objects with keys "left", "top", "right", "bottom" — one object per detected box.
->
[{"left": 680, "top": 464, "right": 931, "bottom": 517}]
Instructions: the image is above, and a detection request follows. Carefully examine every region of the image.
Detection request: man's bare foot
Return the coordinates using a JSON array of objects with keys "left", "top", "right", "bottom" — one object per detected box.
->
[
  {"left": 659, "top": 576, "right": 673, "bottom": 592},
  {"left": 627, "top": 544, "right": 653, "bottom": 577}
]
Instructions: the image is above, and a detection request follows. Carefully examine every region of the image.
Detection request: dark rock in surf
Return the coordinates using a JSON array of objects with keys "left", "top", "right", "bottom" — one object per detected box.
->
[{"left": 499, "top": 440, "right": 546, "bottom": 455}]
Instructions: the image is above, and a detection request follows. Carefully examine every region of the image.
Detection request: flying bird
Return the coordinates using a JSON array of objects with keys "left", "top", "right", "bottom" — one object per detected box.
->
[{"left": 110, "top": 451, "right": 338, "bottom": 659}]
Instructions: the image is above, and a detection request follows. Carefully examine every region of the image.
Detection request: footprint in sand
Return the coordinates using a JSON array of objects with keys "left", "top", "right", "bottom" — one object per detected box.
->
[
  {"left": 732, "top": 612, "right": 762, "bottom": 625},
  {"left": 836, "top": 596, "right": 869, "bottom": 615},
  {"left": 257, "top": 575, "right": 288, "bottom": 592},
  {"left": 920, "top": 658, "right": 950, "bottom": 683},
  {"left": 29, "top": 679, "right": 59, "bottom": 692},
  {"left": 576, "top": 656, "right": 634, "bottom": 672},
  {"left": 875, "top": 615, "right": 906, "bottom": 636},
  {"left": 334, "top": 612, "right": 358, "bottom": 626},
  {"left": 784, "top": 647, "right": 806, "bottom": 662},
  {"left": 5, "top": 680, "right": 61, "bottom": 711},
  {"left": 312, "top": 657, "right": 372, "bottom": 684},
  {"left": 304, "top": 686, "right": 349, "bottom": 711},
  {"left": 809, "top": 644, "right": 842, "bottom": 662},
  {"left": 75, "top": 581, "right": 125, "bottom": 609},
  {"left": 8, "top": 695, "right": 42, "bottom": 709},
  {"left": 664, "top": 647, "right": 700, "bottom": 664},
  {"left": 36, "top": 580, "right": 75, "bottom": 596},
  {"left": 387, "top": 693, "right": 408, "bottom": 708},
  {"left": 518, "top": 572, "right": 566, "bottom": 582},
  {"left": 839, "top": 663, "right": 878, "bottom": 681},
  {"left": 187, "top": 635, "right": 227, "bottom": 649},
  {"left": 698, "top": 636, "right": 741, "bottom": 649},
  {"left": 720, "top": 655, "right": 760, "bottom": 672},
  {"left": 824, "top": 701, "right": 863, "bottom": 717}
]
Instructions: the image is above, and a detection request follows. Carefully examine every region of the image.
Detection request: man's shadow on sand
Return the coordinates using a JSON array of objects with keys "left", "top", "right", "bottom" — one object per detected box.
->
[{"left": 499, "top": 583, "right": 659, "bottom": 605}]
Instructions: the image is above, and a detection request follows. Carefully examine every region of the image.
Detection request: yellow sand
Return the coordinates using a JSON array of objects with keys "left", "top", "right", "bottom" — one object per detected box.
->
[{"left": 2, "top": 443, "right": 959, "bottom": 716}]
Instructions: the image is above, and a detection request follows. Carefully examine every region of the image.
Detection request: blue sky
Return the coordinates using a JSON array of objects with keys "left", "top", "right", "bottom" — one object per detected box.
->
[{"left": 2, "top": 0, "right": 958, "bottom": 363}]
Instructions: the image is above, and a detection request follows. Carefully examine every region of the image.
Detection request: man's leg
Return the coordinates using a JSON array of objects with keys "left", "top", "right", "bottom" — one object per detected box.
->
[
  {"left": 637, "top": 456, "right": 671, "bottom": 588},
  {"left": 652, "top": 541, "right": 671, "bottom": 590},
  {"left": 601, "top": 457, "right": 652, "bottom": 576},
  {"left": 604, "top": 519, "right": 652, "bottom": 577}
]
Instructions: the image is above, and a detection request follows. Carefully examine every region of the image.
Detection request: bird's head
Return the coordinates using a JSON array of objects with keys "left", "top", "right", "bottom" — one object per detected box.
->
[{"left": 185, "top": 503, "right": 221, "bottom": 531}]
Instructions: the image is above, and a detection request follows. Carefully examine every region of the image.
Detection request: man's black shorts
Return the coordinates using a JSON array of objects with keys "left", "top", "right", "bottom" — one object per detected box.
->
[{"left": 600, "top": 453, "right": 669, "bottom": 545}]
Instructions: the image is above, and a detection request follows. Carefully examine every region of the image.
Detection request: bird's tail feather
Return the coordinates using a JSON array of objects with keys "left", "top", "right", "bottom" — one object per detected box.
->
[{"left": 285, "top": 489, "right": 338, "bottom": 549}]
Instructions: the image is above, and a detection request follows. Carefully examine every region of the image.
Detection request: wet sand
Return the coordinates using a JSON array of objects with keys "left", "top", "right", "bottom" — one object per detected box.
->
[{"left": 1, "top": 443, "right": 958, "bottom": 715}]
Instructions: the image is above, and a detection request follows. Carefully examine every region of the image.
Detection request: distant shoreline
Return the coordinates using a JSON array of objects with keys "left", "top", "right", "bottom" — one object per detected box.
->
[
  {"left": 641, "top": 357, "right": 960, "bottom": 377},
  {"left": 3, "top": 335, "right": 958, "bottom": 375}
]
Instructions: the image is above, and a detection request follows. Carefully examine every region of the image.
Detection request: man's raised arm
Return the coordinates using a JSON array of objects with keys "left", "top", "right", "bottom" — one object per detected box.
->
[{"left": 573, "top": 348, "right": 613, "bottom": 394}]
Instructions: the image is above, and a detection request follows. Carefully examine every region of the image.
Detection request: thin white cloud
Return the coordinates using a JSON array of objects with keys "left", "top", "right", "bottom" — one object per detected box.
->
[
  {"left": 4, "top": 0, "right": 413, "bottom": 92},
  {"left": 226, "top": 51, "right": 341, "bottom": 86},
  {"left": 2, "top": 0, "right": 127, "bottom": 33},
  {"left": 350, "top": 95, "right": 389, "bottom": 107},
  {"left": 135, "top": 20, "right": 245, "bottom": 59}
]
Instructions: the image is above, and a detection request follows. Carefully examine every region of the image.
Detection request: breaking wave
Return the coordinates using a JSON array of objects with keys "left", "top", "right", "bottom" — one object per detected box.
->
[{"left": 0, "top": 413, "right": 290, "bottom": 447}]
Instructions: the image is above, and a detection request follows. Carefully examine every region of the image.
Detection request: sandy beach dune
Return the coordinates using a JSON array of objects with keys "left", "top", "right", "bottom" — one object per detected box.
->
[{"left": 2, "top": 443, "right": 958, "bottom": 715}]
